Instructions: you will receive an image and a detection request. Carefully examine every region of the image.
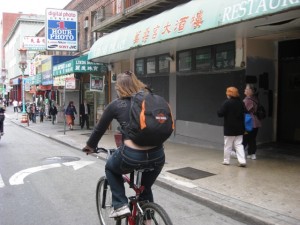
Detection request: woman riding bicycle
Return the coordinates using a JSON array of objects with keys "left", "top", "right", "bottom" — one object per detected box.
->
[{"left": 83, "top": 71, "right": 165, "bottom": 218}]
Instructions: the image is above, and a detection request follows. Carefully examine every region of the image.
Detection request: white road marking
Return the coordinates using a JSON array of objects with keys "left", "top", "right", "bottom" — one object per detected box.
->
[
  {"left": 63, "top": 160, "right": 95, "bottom": 170},
  {"left": 9, "top": 163, "right": 61, "bottom": 185},
  {"left": 0, "top": 174, "right": 5, "bottom": 188},
  {"left": 8, "top": 161, "right": 95, "bottom": 186}
]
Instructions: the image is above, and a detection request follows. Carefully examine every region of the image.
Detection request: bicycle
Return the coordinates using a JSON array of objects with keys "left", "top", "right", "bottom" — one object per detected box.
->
[{"left": 95, "top": 147, "right": 173, "bottom": 225}]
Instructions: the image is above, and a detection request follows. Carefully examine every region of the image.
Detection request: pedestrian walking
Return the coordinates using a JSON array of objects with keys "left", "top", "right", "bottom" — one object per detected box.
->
[
  {"left": 243, "top": 84, "right": 262, "bottom": 160},
  {"left": 39, "top": 105, "right": 45, "bottom": 123},
  {"left": 49, "top": 104, "right": 58, "bottom": 125},
  {"left": 217, "top": 86, "right": 246, "bottom": 167},
  {"left": 65, "top": 101, "right": 77, "bottom": 130},
  {"left": 79, "top": 99, "right": 90, "bottom": 129},
  {"left": 0, "top": 105, "right": 5, "bottom": 136},
  {"left": 13, "top": 99, "right": 18, "bottom": 112}
]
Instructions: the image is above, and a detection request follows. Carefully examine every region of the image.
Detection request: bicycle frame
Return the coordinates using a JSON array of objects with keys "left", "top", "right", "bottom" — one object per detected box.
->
[
  {"left": 96, "top": 147, "right": 172, "bottom": 225},
  {"left": 121, "top": 172, "right": 145, "bottom": 225}
]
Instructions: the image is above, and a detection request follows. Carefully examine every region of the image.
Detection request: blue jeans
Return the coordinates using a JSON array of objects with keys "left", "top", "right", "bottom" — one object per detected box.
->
[{"left": 105, "top": 145, "right": 165, "bottom": 210}]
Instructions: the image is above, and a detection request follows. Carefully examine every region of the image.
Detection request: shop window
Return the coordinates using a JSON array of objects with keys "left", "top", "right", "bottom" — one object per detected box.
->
[
  {"left": 135, "top": 59, "right": 144, "bottom": 76},
  {"left": 146, "top": 57, "right": 156, "bottom": 74},
  {"left": 196, "top": 47, "right": 211, "bottom": 71},
  {"left": 215, "top": 42, "right": 235, "bottom": 69},
  {"left": 178, "top": 51, "right": 192, "bottom": 72},
  {"left": 158, "top": 55, "right": 170, "bottom": 73},
  {"left": 177, "top": 42, "right": 235, "bottom": 72},
  {"left": 135, "top": 54, "right": 170, "bottom": 77}
]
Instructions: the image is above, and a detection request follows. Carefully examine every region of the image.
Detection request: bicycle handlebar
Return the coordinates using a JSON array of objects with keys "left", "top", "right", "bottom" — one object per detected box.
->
[{"left": 95, "top": 147, "right": 116, "bottom": 155}]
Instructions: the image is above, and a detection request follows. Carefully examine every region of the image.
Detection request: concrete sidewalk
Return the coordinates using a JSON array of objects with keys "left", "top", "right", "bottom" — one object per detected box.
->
[{"left": 5, "top": 106, "right": 300, "bottom": 225}]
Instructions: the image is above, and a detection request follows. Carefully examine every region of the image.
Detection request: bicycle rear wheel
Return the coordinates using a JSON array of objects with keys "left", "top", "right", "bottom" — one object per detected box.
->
[
  {"left": 136, "top": 202, "right": 173, "bottom": 225},
  {"left": 96, "top": 176, "right": 122, "bottom": 225}
]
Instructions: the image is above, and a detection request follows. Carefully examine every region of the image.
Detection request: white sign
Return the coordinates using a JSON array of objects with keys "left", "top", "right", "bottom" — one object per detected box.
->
[
  {"left": 46, "top": 9, "right": 78, "bottom": 51},
  {"left": 65, "top": 78, "right": 76, "bottom": 90},
  {"left": 23, "top": 36, "right": 46, "bottom": 51}
]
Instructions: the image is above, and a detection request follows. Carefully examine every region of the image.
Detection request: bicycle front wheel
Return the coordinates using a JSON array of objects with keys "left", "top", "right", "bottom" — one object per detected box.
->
[
  {"left": 136, "top": 202, "right": 173, "bottom": 225},
  {"left": 96, "top": 176, "right": 119, "bottom": 225}
]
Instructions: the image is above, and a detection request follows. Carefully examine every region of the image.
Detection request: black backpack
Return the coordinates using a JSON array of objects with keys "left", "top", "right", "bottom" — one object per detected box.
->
[
  {"left": 123, "top": 89, "right": 174, "bottom": 146},
  {"left": 255, "top": 104, "right": 266, "bottom": 120}
]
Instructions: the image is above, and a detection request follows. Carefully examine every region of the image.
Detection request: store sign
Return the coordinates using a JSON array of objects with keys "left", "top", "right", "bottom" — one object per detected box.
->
[
  {"left": 23, "top": 36, "right": 46, "bottom": 51},
  {"left": 89, "top": 0, "right": 300, "bottom": 60},
  {"left": 41, "top": 57, "right": 53, "bottom": 85},
  {"left": 65, "top": 77, "right": 76, "bottom": 90},
  {"left": 53, "top": 74, "right": 74, "bottom": 86},
  {"left": 90, "top": 75, "right": 104, "bottom": 92},
  {"left": 46, "top": 9, "right": 78, "bottom": 51},
  {"left": 52, "top": 55, "right": 105, "bottom": 76}
]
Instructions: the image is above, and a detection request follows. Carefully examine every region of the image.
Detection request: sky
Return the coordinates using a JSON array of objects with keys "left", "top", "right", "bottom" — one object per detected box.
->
[{"left": 0, "top": 0, "right": 72, "bottom": 15}]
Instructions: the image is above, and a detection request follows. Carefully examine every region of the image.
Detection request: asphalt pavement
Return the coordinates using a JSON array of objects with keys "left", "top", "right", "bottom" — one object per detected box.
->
[{"left": 4, "top": 105, "right": 300, "bottom": 225}]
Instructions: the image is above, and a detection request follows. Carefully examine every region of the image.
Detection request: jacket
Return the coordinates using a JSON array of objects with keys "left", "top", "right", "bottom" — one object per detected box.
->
[
  {"left": 217, "top": 97, "right": 245, "bottom": 136},
  {"left": 243, "top": 96, "right": 262, "bottom": 128}
]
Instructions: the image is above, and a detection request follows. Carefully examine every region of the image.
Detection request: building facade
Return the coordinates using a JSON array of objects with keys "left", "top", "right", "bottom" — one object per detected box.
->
[
  {"left": 88, "top": 0, "right": 300, "bottom": 148},
  {"left": 3, "top": 14, "right": 45, "bottom": 102}
]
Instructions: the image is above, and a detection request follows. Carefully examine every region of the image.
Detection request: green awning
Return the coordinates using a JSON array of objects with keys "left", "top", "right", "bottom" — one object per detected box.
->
[
  {"left": 88, "top": 0, "right": 300, "bottom": 61},
  {"left": 53, "top": 55, "right": 106, "bottom": 76}
]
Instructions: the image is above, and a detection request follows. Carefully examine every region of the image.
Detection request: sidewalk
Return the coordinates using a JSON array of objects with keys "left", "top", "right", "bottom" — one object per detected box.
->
[{"left": 5, "top": 106, "right": 300, "bottom": 225}]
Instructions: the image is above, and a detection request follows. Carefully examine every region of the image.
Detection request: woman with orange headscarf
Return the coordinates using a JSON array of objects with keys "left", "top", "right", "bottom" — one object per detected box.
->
[{"left": 217, "top": 87, "right": 246, "bottom": 167}]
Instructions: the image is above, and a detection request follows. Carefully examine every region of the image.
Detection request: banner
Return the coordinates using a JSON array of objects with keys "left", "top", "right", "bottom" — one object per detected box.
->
[{"left": 46, "top": 9, "right": 78, "bottom": 51}]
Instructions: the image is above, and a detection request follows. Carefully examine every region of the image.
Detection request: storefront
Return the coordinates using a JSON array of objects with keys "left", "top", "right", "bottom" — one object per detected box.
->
[
  {"left": 88, "top": 0, "right": 300, "bottom": 147},
  {"left": 52, "top": 54, "right": 107, "bottom": 127}
]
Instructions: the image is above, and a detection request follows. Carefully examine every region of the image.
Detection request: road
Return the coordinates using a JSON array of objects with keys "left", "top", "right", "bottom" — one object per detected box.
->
[{"left": 0, "top": 119, "right": 249, "bottom": 225}]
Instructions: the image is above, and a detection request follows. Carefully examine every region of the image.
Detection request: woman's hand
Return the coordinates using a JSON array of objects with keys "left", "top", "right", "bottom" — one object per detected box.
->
[{"left": 82, "top": 145, "right": 95, "bottom": 155}]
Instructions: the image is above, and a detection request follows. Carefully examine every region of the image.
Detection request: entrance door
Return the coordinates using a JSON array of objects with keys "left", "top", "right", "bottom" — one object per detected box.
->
[{"left": 278, "top": 39, "right": 300, "bottom": 144}]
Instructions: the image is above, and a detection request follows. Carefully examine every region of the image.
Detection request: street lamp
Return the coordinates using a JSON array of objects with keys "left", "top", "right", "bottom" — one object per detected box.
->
[{"left": 18, "top": 48, "right": 28, "bottom": 123}]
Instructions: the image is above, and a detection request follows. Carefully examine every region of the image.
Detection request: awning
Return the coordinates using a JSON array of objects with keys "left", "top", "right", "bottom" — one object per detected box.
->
[
  {"left": 88, "top": 0, "right": 300, "bottom": 62},
  {"left": 52, "top": 55, "right": 106, "bottom": 77}
]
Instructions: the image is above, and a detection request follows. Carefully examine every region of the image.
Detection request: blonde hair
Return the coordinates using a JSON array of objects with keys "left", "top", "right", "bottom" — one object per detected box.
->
[{"left": 115, "top": 71, "right": 147, "bottom": 98}]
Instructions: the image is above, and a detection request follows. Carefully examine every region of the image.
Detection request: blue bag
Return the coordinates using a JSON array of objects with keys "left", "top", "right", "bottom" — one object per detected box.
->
[{"left": 244, "top": 113, "right": 253, "bottom": 132}]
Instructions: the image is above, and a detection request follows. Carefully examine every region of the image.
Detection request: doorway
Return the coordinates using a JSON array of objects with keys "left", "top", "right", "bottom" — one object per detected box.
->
[{"left": 278, "top": 39, "right": 300, "bottom": 144}]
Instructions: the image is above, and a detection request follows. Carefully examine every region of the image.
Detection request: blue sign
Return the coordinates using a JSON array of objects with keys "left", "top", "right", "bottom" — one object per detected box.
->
[{"left": 46, "top": 9, "right": 78, "bottom": 51}]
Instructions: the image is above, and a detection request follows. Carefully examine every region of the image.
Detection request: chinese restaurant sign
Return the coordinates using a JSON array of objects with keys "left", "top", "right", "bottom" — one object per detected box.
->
[
  {"left": 53, "top": 55, "right": 106, "bottom": 76},
  {"left": 89, "top": 0, "right": 300, "bottom": 60},
  {"left": 46, "top": 9, "right": 78, "bottom": 51},
  {"left": 23, "top": 36, "right": 46, "bottom": 51}
]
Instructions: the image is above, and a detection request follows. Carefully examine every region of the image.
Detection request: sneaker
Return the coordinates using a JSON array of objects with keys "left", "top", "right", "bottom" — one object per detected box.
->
[
  {"left": 238, "top": 163, "right": 246, "bottom": 167},
  {"left": 251, "top": 154, "right": 256, "bottom": 160},
  {"left": 109, "top": 205, "right": 130, "bottom": 218},
  {"left": 247, "top": 154, "right": 252, "bottom": 159},
  {"left": 222, "top": 161, "right": 230, "bottom": 165}
]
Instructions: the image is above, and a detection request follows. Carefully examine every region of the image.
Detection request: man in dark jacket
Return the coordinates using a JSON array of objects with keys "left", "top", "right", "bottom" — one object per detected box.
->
[
  {"left": 217, "top": 87, "right": 246, "bottom": 167},
  {"left": 79, "top": 99, "right": 91, "bottom": 129}
]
